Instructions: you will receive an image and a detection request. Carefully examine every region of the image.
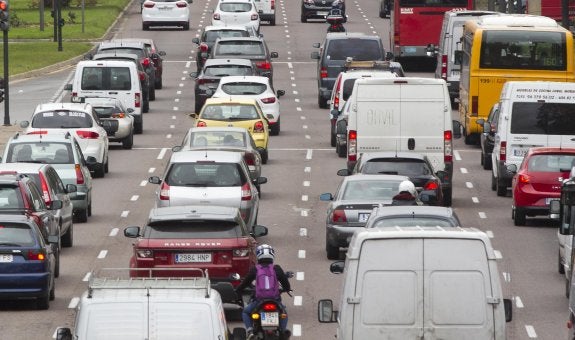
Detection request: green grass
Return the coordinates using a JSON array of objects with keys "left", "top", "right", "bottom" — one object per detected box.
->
[{"left": 0, "top": 0, "right": 130, "bottom": 76}]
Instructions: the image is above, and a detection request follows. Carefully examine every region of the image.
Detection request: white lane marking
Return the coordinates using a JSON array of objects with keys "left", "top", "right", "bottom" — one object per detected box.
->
[
  {"left": 305, "top": 135, "right": 311, "bottom": 139},
  {"left": 173, "top": 106, "right": 179, "bottom": 111},
  {"left": 177, "top": 90, "right": 182, "bottom": 95},
  {"left": 472, "top": 197, "right": 479, "bottom": 203},
  {"left": 179, "top": 83, "right": 184, "bottom": 87},
  {"left": 304, "top": 167, "right": 311, "bottom": 173},
  {"left": 525, "top": 325, "right": 537, "bottom": 338},
  {"left": 478, "top": 212, "right": 486, "bottom": 219},
  {"left": 303, "top": 181, "right": 310, "bottom": 187},
  {"left": 296, "top": 272, "right": 304, "bottom": 280},
  {"left": 460, "top": 168, "right": 468, "bottom": 174},
  {"left": 515, "top": 296, "right": 524, "bottom": 308},
  {"left": 68, "top": 297, "right": 80, "bottom": 309},
  {"left": 157, "top": 148, "right": 169, "bottom": 160},
  {"left": 185, "top": 61, "right": 192, "bottom": 68},
  {"left": 121, "top": 210, "right": 129, "bottom": 218},
  {"left": 300, "top": 116, "right": 305, "bottom": 120},
  {"left": 293, "top": 90, "right": 298, "bottom": 95},
  {"left": 301, "top": 210, "right": 308, "bottom": 217},
  {"left": 466, "top": 182, "right": 473, "bottom": 188},
  {"left": 295, "top": 98, "right": 300, "bottom": 103},
  {"left": 292, "top": 83, "right": 296, "bottom": 87},
  {"left": 298, "top": 250, "right": 306, "bottom": 258},
  {"left": 149, "top": 167, "right": 155, "bottom": 173},
  {"left": 288, "top": 62, "right": 293, "bottom": 69},
  {"left": 131, "top": 195, "right": 139, "bottom": 201},
  {"left": 166, "top": 134, "right": 172, "bottom": 139},
  {"left": 172, "top": 115, "right": 176, "bottom": 119},
  {"left": 170, "top": 125, "right": 175, "bottom": 129},
  {"left": 494, "top": 250, "right": 502, "bottom": 259},
  {"left": 302, "top": 125, "right": 308, "bottom": 129},
  {"left": 502, "top": 272, "right": 511, "bottom": 282},
  {"left": 302, "top": 195, "right": 308, "bottom": 201},
  {"left": 294, "top": 296, "right": 303, "bottom": 306},
  {"left": 296, "top": 107, "right": 302, "bottom": 111},
  {"left": 174, "top": 98, "right": 180, "bottom": 103},
  {"left": 82, "top": 272, "right": 91, "bottom": 282},
  {"left": 109, "top": 228, "right": 119, "bottom": 237},
  {"left": 306, "top": 149, "right": 313, "bottom": 160},
  {"left": 140, "top": 180, "right": 147, "bottom": 187},
  {"left": 97, "top": 250, "right": 108, "bottom": 259},
  {"left": 486, "top": 230, "right": 494, "bottom": 238},
  {"left": 293, "top": 325, "right": 302, "bottom": 337},
  {"left": 299, "top": 228, "right": 307, "bottom": 237},
  {"left": 454, "top": 150, "right": 462, "bottom": 161}
]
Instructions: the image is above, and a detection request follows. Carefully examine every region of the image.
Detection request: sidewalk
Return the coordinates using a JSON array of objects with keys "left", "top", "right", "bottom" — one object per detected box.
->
[{"left": 0, "top": 124, "right": 22, "bottom": 155}]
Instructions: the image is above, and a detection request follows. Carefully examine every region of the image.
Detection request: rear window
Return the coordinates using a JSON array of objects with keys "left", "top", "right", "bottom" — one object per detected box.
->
[
  {"left": 205, "top": 30, "right": 250, "bottom": 42},
  {"left": 31, "top": 110, "right": 93, "bottom": 129},
  {"left": 93, "top": 105, "right": 123, "bottom": 119},
  {"left": 204, "top": 65, "right": 254, "bottom": 77},
  {"left": 0, "top": 223, "right": 36, "bottom": 246},
  {"left": 342, "top": 79, "right": 357, "bottom": 101},
  {"left": 145, "top": 221, "right": 243, "bottom": 238},
  {"left": 361, "top": 158, "right": 433, "bottom": 176},
  {"left": 372, "top": 217, "right": 459, "bottom": 228},
  {"left": 6, "top": 142, "right": 74, "bottom": 164},
  {"left": 98, "top": 47, "right": 144, "bottom": 59},
  {"left": 220, "top": 2, "right": 252, "bottom": 12},
  {"left": 189, "top": 131, "right": 247, "bottom": 148},
  {"left": 341, "top": 180, "right": 399, "bottom": 200},
  {"left": 326, "top": 39, "right": 383, "bottom": 61},
  {"left": 0, "top": 186, "right": 24, "bottom": 209},
  {"left": 166, "top": 162, "right": 247, "bottom": 187},
  {"left": 81, "top": 66, "right": 132, "bottom": 91},
  {"left": 215, "top": 41, "right": 264, "bottom": 55},
  {"left": 221, "top": 82, "right": 267, "bottom": 95},
  {"left": 201, "top": 104, "right": 259, "bottom": 121},
  {"left": 510, "top": 102, "right": 575, "bottom": 135},
  {"left": 527, "top": 154, "right": 575, "bottom": 172}
]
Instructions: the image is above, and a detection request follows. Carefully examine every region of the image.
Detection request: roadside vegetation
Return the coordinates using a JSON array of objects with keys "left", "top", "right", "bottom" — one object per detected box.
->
[{"left": 0, "top": 0, "right": 130, "bottom": 76}]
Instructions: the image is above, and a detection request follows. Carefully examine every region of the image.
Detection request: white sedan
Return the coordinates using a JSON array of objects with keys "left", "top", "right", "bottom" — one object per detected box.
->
[
  {"left": 142, "top": 0, "right": 191, "bottom": 31},
  {"left": 211, "top": 76, "right": 284, "bottom": 135},
  {"left": 212, "top": 0, "right": 260, "bottom": 33},
  {"left": 83, "top": 97, "right": 135, "bottom": 150}
]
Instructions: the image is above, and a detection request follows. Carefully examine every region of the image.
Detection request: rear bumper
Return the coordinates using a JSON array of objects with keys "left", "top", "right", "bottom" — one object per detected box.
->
[
  {"left": 326, "top": 224, "right": 364, "bottom": 247},
  {"left": 0, "top": 272, "right": 50, "bottom": 298}
]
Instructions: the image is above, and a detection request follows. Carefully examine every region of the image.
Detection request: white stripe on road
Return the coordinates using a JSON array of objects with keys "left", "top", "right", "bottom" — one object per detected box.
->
[
  {"left": 486, "top": 230, "right": 494, "bottom": 238},
  {"left": 472, "top": 197, "right": 479, "bottom": 203},
  {"left": 68, "top": 297, "right": 80, "bottom": 309},
  {"left": 525, "top": 325, "right": 537, "bottom": 338},
  {"left": 298, "top": 250, "right": 306, "bottom": 258},
  {"left": 82, "top": 272, "right": 91, "bottom": 282},
  {"left": 515, "top": 296, "right": 524, "bottom": 308},
  {"left": 304, "top": 167, "right": 311, "bottom": 173},
  {"left": 121, "top": 210, "right": 129, "bottom": 218},
  {"left": 466, "top": 182, "right": 474, "bottom": 188},
  {"left": 157, "top": 148, "right": 168, "bottom": 160},
  {"left": 303, "top": 181, "right": 310, "bottom": 187},
  {"left": 109, "top": 228, "right": 119, "bottom": 237},
  {"left": 296, "top": 272, "right": 304, "bottom": 280},
  {"left": 478, "top": 212, "right": 486, "bottom": 219},
  {"left": 292, "top": 324, "right": 302, "bottom": 337},
  {"left": 130, "top": 195, "right": 139, "bottom": 201},
  {"left": 140, "top": 180, "right": 147, "bottom": 187},
  {"left": 149, "top": 167, "right": 155, "bottom": 173},
  {"left": 454, "top": 150, "right": 462, "bottom": 161},
  {"left": 502, "top": 272, "right": 511, "bottom": 282},
  {"left": 293, "top": 296, "right": 302, "bottom": 306},
  {"left": 306, "top": 149, "right": 313, "bottom": 160},
  {"left": 494, "top": 250, "right": 502, "bottom": 259},
  {"left": 299, "top": 228, "right": 307, "bottom": 237},
  {"left": 301, "top": 195, "right": 308, "bottom": 201},
  {"left": 301, "top": 210, "right": 308, "bottom": 217},
  {"left": 460, "top": 168, "right": 468, "bottom": 174},
  {"left": 97, "top": 250, "right": 108, "bottom": 259}
]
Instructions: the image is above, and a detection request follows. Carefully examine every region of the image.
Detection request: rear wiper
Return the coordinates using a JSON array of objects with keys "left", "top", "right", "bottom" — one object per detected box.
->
[
  {"left": 378, "top": 171, "right": 399, "bottom": 175},
  {"left": 183, "top": 183, "right": 208, "bottom": 187}
]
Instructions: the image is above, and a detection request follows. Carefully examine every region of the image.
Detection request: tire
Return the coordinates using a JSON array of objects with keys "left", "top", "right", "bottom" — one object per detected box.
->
[
  {"left": 143, "top": 97, "right": 149, "bottom": 113},
  {"left": 560, "top": 250, "right": 566, "bottom": 274},
  {"left": 74, "top": 208, "right": 88, "bottom": 223},
  {"left": 195, "top": 99, "right": 203, "bottom": 114},
  {"left": 88, "top": 201, "right": 92, "bottom": 217},
  {"left": 270, "top": 117, "right": 280, "bottom": 136},
  {"left": 37, "top": 287, "right": 51, "bottom": 310},
  {"left": 442, "top": 188, "right": 452, "bottom": 207},
  {"left": 122, "top": 132, "right": 134, "bottom": 149},
  {"left": 496, "top": 176, "right": 507, "bottom": 197},
  {"left": 326, "top": 238, "right": 339, "bottom": 260},
  {"left": 62, "top": 223, "right": 73, "bottom": 248},
  {"left": 491, "top": 171, "right": 497, "bottom": 191},
  {"left": 567, "top": 275, "right": 571, "bottom": 298},
  {"left": 54, "top": 248, "right": 60, "bottom": 278},
  {"left": 464, "top": 133, "right": 475, "bottom": 145},
  {"left": 482, "top": 152, "right": 492, "bottom": 170},
  {"left": 94, "top": 163, "right": 105, "bottom": 178},
  {"left": 142, "top": 23, "right": 149, "bottom": 31},
  {"left": 261, "top": 149, "right": 269, "bottom": 164},
  {"left": 149, "top": 86, "right": 156, "bottom": 101},
  {"left": 270, "top": 16, "right": 276, "bottom": 26},
  {"left": 104, "top": 157, "right": 109, "bottom": 173},
  {"left": 156, "top": 76, "right": 163, "bottom": 90},
  {"left": 232, "top": 328, "right": 246, "bottom": 340},
  {"left": 330, "top": 128, "right": 336, "bottom": 147},
  {"left": 480, "top": 151, "right": 484, "bottom": 166},
  {"left": 318, "top": 94, "right": 328, "bottom": 109},
  {"left": 379, "top": 7, "right": 385, "bottom": 18},
  {"left": 336, "top": 142, "right": 346, "bottom": 158},
  {"left": 513, "top": 206, "right": 526, "bottom": 226},
  {"left": 135, "top": 120, "right": 143, "bottom": 134},
  {"left": 183, "top": 22, "right": 190, "bottom": 30},
  {"left": 301, "top": 11, "right": 307, "bottom": 23}
]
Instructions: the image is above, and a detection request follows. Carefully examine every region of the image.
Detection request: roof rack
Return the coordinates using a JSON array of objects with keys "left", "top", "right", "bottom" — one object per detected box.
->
[
  {"left": 344, "top": 58, "right": 393, "bottom": 71},
  {"left": 87, "top": 268, "right": 211, "bottom": 299}
]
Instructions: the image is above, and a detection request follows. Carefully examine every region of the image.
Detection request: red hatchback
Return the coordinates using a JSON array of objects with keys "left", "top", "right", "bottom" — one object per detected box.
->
[
  {"left": 511, "top": 147, "right": 575, "bottom": 226},
  {"left": 124, "top": 205, "right": 268, "bottom": 286}
]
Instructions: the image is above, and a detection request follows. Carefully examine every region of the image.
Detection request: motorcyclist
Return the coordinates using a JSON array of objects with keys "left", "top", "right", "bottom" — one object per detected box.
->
[
  {"left": 326, "top": 0, "right": 346, "bottom": 32},
  {"left": 235, "top": 244, "right": 292, "bottom": 340},
  {"left": 391, "top": 180, "right": 421, "bottom": 206}
]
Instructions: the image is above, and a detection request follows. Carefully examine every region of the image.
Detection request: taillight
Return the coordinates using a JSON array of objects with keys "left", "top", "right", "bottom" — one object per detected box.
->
[
  {"left": 159, "top": 182, "right": 170, "bottom": 200},
  {"left": 260, "top": 97, "right": 276, "bottom": 104},
  {"left": 176, "top": 1, "right": 187, "bottom": 7},
  {"left": 348, "top": 130, "right": 357, "bottom": 162},
  {"left": 213, "top": 13, "right": 220, "bottom": 20},
  {"left": 444, "top": 130, "right": 452, "bottom": 163},
  {"left": 253, "top": 121, "right": 265, "bottom": 133},
  {"left": 255, "top": 61, "right": 271, "bottom": 70},
  {"left": 262, "top": 302, "right": 278, "bottom": 311},
  {"left": 139, "top": 72, "right": 146, "bottom": 81},
  {"left": 143, "top": 2, "right": 155, "bottom": 8},
  {"left": 241, "top": 183, "right": 252, "bottom": 201},
  {"left": 424, "top": 180, "right": 439, "bottom": 190},
  {"left": 27, "top": 250, "right": 46, "bottom": 261},
  {"left": 112, "top": 112, "right": 126, "bottom": 118},
  {"left": 471, "top": 96, "right": 478, "bottom": 116},
  {"left": 75, "top": 164, "right": 85, "bottom": 185},
  {"left": 441, "top": 54, "right": 447, "bottom": 81},
  {"left": 197, "top": 121, "right": 207, "bottom": 127},
  {"left": 39, "top": 172, "right": 52, "bottom": 206},
  {"left": 233, "top": 248, "right": 250, "bottom": 256},
  {"left": 320, "top": 67, "right": 328, "bottom": 78},
  {"left": 251, "top": 13, "right": 259, "bottom": 20},
  {"left": 196, "top": 78, "right": 208, "bottom": 85},
  {"left": 142, "top": 58, "right": 151, "bottom": 68},
  {"left": 499, "top": 141, "right": 507, "bottom": 162},
  {"left": 244, "top": 153, "right": 256, "bottom": 166},
  {"left": 518, "top": 174, "right": 530, "bottom": 183},
  {"left": 271, "top": 0, "right": 275, "bottom": 9},
  {"left": 72, "top": 92, "right": 78, "bottom": 97},
  {"left": 200, "top": 43, "right": 209, "bottom": 53},
  {"left": 76, "top": 130, "right": 100, "bottom": 139},
  {"left": 331, "top": 209, "right": 347, "bottom": 223},
  {"left": 135, "top": 93, "right": 141, "bottom": 108},
  {"left": 333, "top": 76, "right": 342, "bottom": 109},
  {"left": 136, "top": 249, "right": 154, "bottom": 258},
  {"left": 27, "top": 131, "right": 48, "bottom": 135}
]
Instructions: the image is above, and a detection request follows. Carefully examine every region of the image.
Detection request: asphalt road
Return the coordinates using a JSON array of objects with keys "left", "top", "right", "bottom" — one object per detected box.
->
[{"left": 0, "top": 0, "right": 569, "bottom": 339}]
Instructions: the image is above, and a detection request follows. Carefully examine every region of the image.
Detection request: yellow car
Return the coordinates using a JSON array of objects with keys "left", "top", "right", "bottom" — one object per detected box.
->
[{"left": 192, "top": 97, "right": 271, "bottom": 163}]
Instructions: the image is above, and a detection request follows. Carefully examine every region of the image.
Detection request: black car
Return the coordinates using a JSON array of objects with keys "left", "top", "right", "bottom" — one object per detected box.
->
[
  {"left": 301, "top": 0, "right": 345, "bottom": 23},
  {"left": 477, "top": 102, "right": 500, "bottom": 171},
  {"left": 209, "top": 37, "right": 278, "bottom": 86},
  {"left": 364, "top": 205, "right": 462, "bottom": 229},
  {"left": 192, "top": 26, "right": 254, "bottom": 71},
  {"left": 191, "top": 58, "right": 257, "bottom": 113},
  {"left": 311, "top": 33, "right": 388, "bottom": 108}
]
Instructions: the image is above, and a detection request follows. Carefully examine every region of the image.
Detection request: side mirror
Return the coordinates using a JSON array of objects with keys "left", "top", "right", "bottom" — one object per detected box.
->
[
  {"left": 85, "top": 156, "right": 98, "bottom": 166},
  {"left": 549, "top": 199, "right": 560, "bottom": 220},
  {"left": 318, "top": 299, "right": 338, "bottom": 323},
  {"left": 127, "top": 108, "right": 135, "bottom": 114},
  {"left": 50, "top": 200, "right": 63, "bottom": 210},
  {"left": 337, "top": 169, "right": 351, "bottom": 176},
  {"left": 159, "top": 51, "right": 166, "bottom": 56},
  {"left": 425, "top": 44, "right": 438, "bottom": 57},
  {"left": 19, "top": 121, "right": 30, "bottom": 128},
  {"left": 331, "top": 109, "right": 340, "bottom": 118},
  {"left": 205, "top": 89, "right": 214, "bottom": 96},
  {"left": 476, "top": 118, "right": 485, "bottom": 126},
  {"left": 336, "top": 119, "right": 347, "bottom": 134},
  {"left": 506, "top": 163, "right": 517, "bottom": 174},
  {"left": 270, "top": 52, "right": 279, "bottom": 58},
  {"left": 149, "top": 176, "right": 162, "bottom": 184},
  {"left": 66, "top": 184, "right": 77, "bottom": 193},
  {"left": 64, "top": 84, "right": 72, "bottom": 91},
  {"left": 84, "top": 53, "right": 93, "bottom": 60},
  {"left": 312, "top": 43, "right": 321, "bottom": 48},
  {"left": 251, "top": 225, "right": 268, "bottom": 237},
  {"left": 319, "top": 193, "right": 333, "bottom": 201},
  {"left": 454, "top": 50, "right": 463, "bottom": 65},
  {"left": 329, "top": 260, "right": 345, "bottom": 274},
  {"left": 452, "top": 120, "right": 462, "bottom": 139},
  {"left": 311, "top": 51, "right": 320, "bottom": 59},
  {"left": 48, "top": 235, "right": 60, "bottom": 244},
  {"left": 255, "top": 176, "right": 268, "bottom": 185},
  {"left": 123, "top": 226, "right": 141, "bottom": 238},
  {"left": 190, "top": 72, "right": 198, "bottom": 78},
  {"left": 418, "top": 190, "right": 437, "bottom": 205},
  {"left": 56, "top": 327, "right": 73, "bottom": 340},
  {"left": 189, "top": 113, "right": 198, "bottom": 119},
  {"left": 265, "top": 114, "right": 274, "bottom": 120},
  {"left": 435, "top": 170, "right": 447, "bottom": 183},
  {"left": 276, "top": 90, "right": 285, "bottom": 98},
  {"left": 504, "top": 298, "right": 512, "bottom": 322},
  {"left": 172, "top": 145, "right": 183, "bottom": 152},
  {"left": 187, "top": 0, "right": 193, "bottom": 3},
  {"left": 385, "top": 51, "right": 394, "bottom": 61}
]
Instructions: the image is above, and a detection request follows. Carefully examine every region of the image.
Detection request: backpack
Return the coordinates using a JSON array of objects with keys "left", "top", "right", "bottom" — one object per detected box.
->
[{"left": 255, "top": 264, "right": 280, "bottom": 299}]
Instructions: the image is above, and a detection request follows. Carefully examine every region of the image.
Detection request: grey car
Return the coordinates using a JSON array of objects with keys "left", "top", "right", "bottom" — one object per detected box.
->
[
  {"left": 319, "top": 174, "right": 410, "bottom": 260},
  {"left": 364, "top": 205, "right": 462, "bottom": 229},
  {"left": 83, "top": 97, "right": 135, "bottom": 150},
  {"left": 2, "top": 133, "right": 94, "bottom": 223},
  {"left": 148, "top": 150, "right": 267, "bottom": 228}
]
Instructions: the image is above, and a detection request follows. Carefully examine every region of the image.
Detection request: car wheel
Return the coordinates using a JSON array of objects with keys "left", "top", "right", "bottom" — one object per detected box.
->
[
  {"left": 135, "top": 120, "right": 143, "bottom": 134},
  {"left": 37, "top": 290, "right": 50, "bottom": 310},
  {"left": 62, "top": 223, "right": 73, "bottom": 248},
  {"left": 54, "top": 247, "right": 60, "bottom": 278},
  {"left": 270, "top": 117, "right": 280, "bottom": 136},
  {"left": 183, "top": 22, "right": 190, "bottom": 30},
  {"left": 122, "top": 132, "right": 134, "bottom": 149},
  {"left": 442, "top": 188, "right": 452, "bottom": 207},
  {"left": 74, "top": 208, "right": 88, "bottom": 223},
  {"left": 379, "top": 4, "right": 385, "bottom": 18},
  {"left": 318, "top": 93, "right": 326, "bottom": 108},
  {"left": 261, "top": 149, "right": 269, "bottom": 164},
  {"left": 480, "top": 151, "right": 484, "bottom": 166},
  {"left": 94, "top": 162, "right": 105, "bottom": 178},
  {"left": 149, "top": 86, "right": 156, "bottom": 101},
  {"left": 142, "top": 23, "right": 149, "bottom": 31},
  {"left": 336, "top": 142, "right": 346, "bottom": 158},
  {"left": 482, "top": 152, "right": 493, "bottom": 170},
  {"left": 491, "top": 171, "right": 497, "bottom": 191},
  {"left": 326, "top": 238, "right": 339, "bottom": 260},
  {"left": 104, "top": 157, "right": 109, "bottom": 173},
  {"left": 88, "top": 201, "right": 92, "bottom": 217},
  {"left": 195, "top": 99, "right": 203, "bottom": 114},
  {"left": 143, "top": 97, "right": 150, "bottom": 113},
  {"left": 301, "top": 11, "right": 307, "bottom": 23},
  {"left": 156, "top": 76, "right": 163, "bottom": 90},
  {"left": 49, "top": 277, "right": 55, "bottom": 301},
  {"left": 567, "top": 275, "right": 571, "bottom": 298},
  {"left": 560, "top": 249, "right": 566, "bottom": 274},
  {"left": 513, "top": 206, "right": 526, "bottom": 226},
  {"left": 496, "top": 176, "right": 507, "bottom": 197}
]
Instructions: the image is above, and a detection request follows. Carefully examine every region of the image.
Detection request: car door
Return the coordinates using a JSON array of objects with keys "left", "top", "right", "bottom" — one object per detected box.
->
[{"left": 47, "top": 167, "right": 74, "bottom": 229}]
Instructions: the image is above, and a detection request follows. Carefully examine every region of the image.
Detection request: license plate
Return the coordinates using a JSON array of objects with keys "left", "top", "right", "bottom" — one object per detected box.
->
[
  {"left": 317, "top": 11, "right": 329, "bottom": 16},
  {"left": 175, "top": 253, "right": 211, "bottom": 263},
  {"left": 358, "top": 213, "right": 370, "bottom": 223},
  {"left": 261, "top": 312, "right": 279, "bottom": 326},
  {"left": 405, "top": 47, "right": 417, "bottom": 54},
  {"left": 0, "top": 254, "right": 13, "bottom": 263},
  {"left": 158, "top": 6, "right": 172, "bottom": 10},
  {"left": 451, "top": 70, "right": 460, "bottom": 77},
  {"left": 513, "top": 148, "right": 528, "bottom": 157}
]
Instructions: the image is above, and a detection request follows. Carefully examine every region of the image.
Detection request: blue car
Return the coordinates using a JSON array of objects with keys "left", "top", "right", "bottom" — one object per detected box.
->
[{"left": 0, "top": 215, "right": 58, "bottom": 310}]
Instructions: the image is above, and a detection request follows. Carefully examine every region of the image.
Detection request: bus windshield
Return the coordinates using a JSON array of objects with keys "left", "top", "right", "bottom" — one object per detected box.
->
[
  {"left": 479, "top": 31, "right": 566, "bottom": 70},
  {"left": 399, "top": 0, "right": 468, "bottom": 6}
]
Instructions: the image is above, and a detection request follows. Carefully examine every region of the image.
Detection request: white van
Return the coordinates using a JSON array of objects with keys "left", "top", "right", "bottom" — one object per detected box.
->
[
  {"left": 345, "top": 77, "right": 460, "bottom": 205},
  {"left": 434, "top": 10, "right": 498, "bottom": 104},
  {"left": 254, "top": 0, "right": 275, "bottom": 25},
  {"left": 56, "top": 268, "right": 245, "bottom": 340},
  {"left": 318, "top": 227, "right": 512, "bottom": 339},
  {"left": 66, "top": 60, "right": 144, "bottom": 134},
  {"left": 489, "top": 81, "right": 575, "bottom": 196}
]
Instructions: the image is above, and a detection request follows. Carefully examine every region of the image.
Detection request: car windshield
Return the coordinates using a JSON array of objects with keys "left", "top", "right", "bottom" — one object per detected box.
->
[
  {"left": 93, "top": 106, "right": 122, "bottom": 119},
  {"left": 220, "top": 2, "right": 252, "bottom": 12},
  {"left": 99, "top": 47, "right": 144, "bottom": 59},
  {"left": 31, "top": 111, "right": 93, "bottom": 129},
  {"left": 372, "top": 217, "right": 459, "bottom": 228},
  {"left": 205, "top": 30, "right": 250, "bottom": 43},
  {"left": 215, "top": 41, "right": 264, "bottom": 55},
  {"left": 201, "top": 104, "right": 259, "bottom": 121},
  {"left": 189, "top": 131, "right": 247, "bottom": 148},
  {"left": 221, "top": 82, "right": 267, "bottom": 95},
  {"left": 165, "top": 162, "right": 247, "bottom": 187},
  {"left": 204, "top": 65, "right": 253, "bottom": 77},
  {"left": 0, "top": 186, "right": 24, "bottom": 210},
  {"left": 6, "top": 142, "right": 74, "bottom": 164},
  {"left": 0, "top": 223, "right": 36, "bottom": 247},
  {"left": 361, "top": 158, "right": 432, "bottom": 176},
  {"left": 527, "top": 154, "right": 575, "bottom": 172},
  {"left": 144, "top": 220, "right": 244, "bottom": 238},
  {"left": 326, "top": 39, "right": 383, "bottom": 61},
  {"left": 341, "top": 180, "right": 399, "bottom": 200}
]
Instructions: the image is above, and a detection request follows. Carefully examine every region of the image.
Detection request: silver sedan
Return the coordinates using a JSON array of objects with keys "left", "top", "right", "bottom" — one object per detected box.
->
[{"left": 84, "top": 97, "right": 135, "bottom": 150}]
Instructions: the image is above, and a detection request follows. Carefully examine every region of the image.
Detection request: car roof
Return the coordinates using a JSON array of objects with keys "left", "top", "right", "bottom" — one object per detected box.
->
[
  {"left": 169, "top": 150, "right": 244, "bottom": 163},
  {"left": 325, "top": 32, "right": 369, "bottom": 39},
  {"left": 34, "top": 102, "right": 93, "bottom": 113},
  {"left": 113, "top": 38, "right": 154, "bottom": 45},
  {"left": 360, "top": 152, "right": 427, "bottom": 161},
  {"left": 370, "top": 205, "right": 459, "bottom": 219},
  {"left": 0, "top": 163, "right": 51, "bottom": 173},
  {"left": 0, "top": 214, "right": 37, "bottom": 223},
  {"left": 148, "top": 205, "right": 241, "bottom": 223},
  {"left": 204, "top": 58, "right": 254, "bottom": 67},
  {"left": 218, "top": 0, "right": 254, "bottom": 3},
  {"left": 218, "top": 76, "right": 270, "bottom": 84},
  {"left": 8, "top": 132, "right": 77, "bottom": 143},
  {"left": 342, "top": 173, "right": 410, "bottom": 182},
  {"left": 204, "top": 97, "right": 259, "bottom": 105},
  {"left": 99, "top": 40, "right": 146, "bottom": 48}
]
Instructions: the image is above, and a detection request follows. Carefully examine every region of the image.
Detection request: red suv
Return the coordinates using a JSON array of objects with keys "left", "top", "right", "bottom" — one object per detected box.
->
[
  {"left": 511, "top": 147, "right": 575, "bottom": 226},
  {"left": 124, "top": 205, "right": 268, "bottom": 286}
]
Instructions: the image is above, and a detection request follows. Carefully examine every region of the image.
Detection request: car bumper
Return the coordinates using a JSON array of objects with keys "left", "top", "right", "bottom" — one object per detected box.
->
[
  {"left": 303, "top": 5, "right": 343, "bottom": 19},
  {"left": 252, "top": 133, "right": 268, "bottom": 149},
  {"left": 318, "top": 86, "right": 332, "bottom": 102},
  {"left": 142, "top": 14, "right": 190, "bottom": 23},
  {"left": 70, "top": 190, "right": 88, "bottom": 209},
  {"left": 259, "top": 12, "right": 275, "bottom": 21},
  {"left": 261, "top": 105, "right": 279, "bottom": 123},
  {"left": 326, "top": 224, "right": 364, "bottom": 247},
  {"left": 0, "top": 272, "right": 50, "bottom": 298},
  {"left": 108, "top": 118, "right": 133, "bottom": 141},
  {"left": 514, "top": 186, "right": 560, "bottom": 209}
]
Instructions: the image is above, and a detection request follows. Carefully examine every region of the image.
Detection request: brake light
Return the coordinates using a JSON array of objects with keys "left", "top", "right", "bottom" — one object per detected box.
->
[
  {"left": 444, "top": 130, "right": 452, "bottom": 163},
  {"left": 159, "top": 182, "right": 170, "bottom": 200},
  {"left": 199, "top": 42, "right": 209, "bottom": 53},
  {"left": 251, "top": 13, "right": 259, "bottom": 20},
  {"left": 143, "top": 2, "right": 155, "bottom": 7},
  {"left": 348, "top": 130, "right": 357, "bottom": 162},
  {"left": 136, "top": 249, "right": 154, "bottom": 258},
  {"left": 244, "top": 153, "right": 256, "bottom": 166},
  {"left": 260, "top": 97, "right": 276, "bottom": 104},
  {"left": 441, "top": 54, "right": 447, "bottom": 81},
  {"left": 142, "top": 58, "right": 151, "bottom": 68},
  {"left": 75, "top": 164, "right": 85, "bottom": 185},
  {"left": 253, "top": 120, "right": 265, "bottom": 133},
  {"left": 27, "top": 250, "right": 46, "bottom": 261},
  {"left": 333, "top": 75, "right": 342, "bottom": 109},
  {"left": 320, "top": 67, "right": 328, "bottom": 78},
  {"left": 39, "top": 172, "right": 52, "bottom": 206},
  {"left": 197, "top": 121, "right": 207, "bottom": 127},
  {"left": 27, "top": 131, "right": 48, "bottom": 135},
  {"left": 135, "top": 93, "right": 141, "bottom": 108},
  {"left": 471, "top": 96, "right": 478, "bottom": 117},
  {"left": 196, "top": 78, "right": 208, "bottom": 85},
  {"left": 76, "top": 130, "right": 100, "bottom": 139},
  {"left": 271, "top": 0, "right": 275, "bottom": 9},
  {"left": 176, "top": 1, "right": 187, "bottom": 7},
  {"left": 255, "top": 61, "right": 271, "bottom": 70},
  {"left": 213, "top": 13, "right": 220, "bottom": 20},
  {"left": 500, "top": 141, "right": 507, "bottom": 162},
  {"left": 72, "top": 92, "right": 78, "bottom": 97},
  {"left": 241, "top": 182, "right": 252, "bottom": 201},
  {"left": 139, "top": 72, "right": 146, "bottom": 81},
  {"left": 424, "top": 180, "right": 439, "bottom": 190},
  {"left": 331, "top": 209, "right": 347, "bottom": 223},
  {"left": 262, "top": 302, "right": 278, "bottom": 312},
  {"left": 518, "top": 174, "right": 530, "bottom": 183},
  {"left": 112, "top": 112, "right": 126, "bottom": 118}
]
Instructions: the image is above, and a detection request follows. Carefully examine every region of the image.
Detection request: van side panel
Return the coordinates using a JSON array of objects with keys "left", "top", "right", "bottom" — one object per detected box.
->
[
  {"left": 353, "top": 238, "right": 423, "bottom": 339},
  {"left": 424, "top": 239, "right": 495, "bottom": 339},
  {"left": 79, "top": 302, "right": 148, "bottom": 339},
  {"left": 150, "top": 301, "right": 217, "bottom": 338}
]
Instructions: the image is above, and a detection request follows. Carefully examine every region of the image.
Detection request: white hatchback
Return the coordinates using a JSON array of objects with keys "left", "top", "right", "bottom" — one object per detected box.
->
[
  {"left": 20, "top": 102, "right": 112, "bottom": 178},
  {"left": 212, "top": 0, "right": 260, "bottom": 33},
  {"left": 211, "top": 76, "right": 284, "bottom": 136},
  {"left": 142, "top": 0, "right": 191, "bottom": 31}
]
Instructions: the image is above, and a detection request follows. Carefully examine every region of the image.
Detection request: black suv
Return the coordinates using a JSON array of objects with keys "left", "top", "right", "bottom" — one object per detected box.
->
[
  {"left": 311, "top": 33, "right": 388, "bottom": 108},
  {"left": 301, "top": 0, "right": 345, "bottom": 22}
]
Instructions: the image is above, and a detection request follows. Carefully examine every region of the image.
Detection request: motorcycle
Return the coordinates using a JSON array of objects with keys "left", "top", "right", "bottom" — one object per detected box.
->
[{"left": 326, "top": 0, "right": 346, "bottom": 33}]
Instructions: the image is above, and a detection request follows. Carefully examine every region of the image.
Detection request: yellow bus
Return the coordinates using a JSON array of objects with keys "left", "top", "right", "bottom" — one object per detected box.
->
[{"left": 459, "top": 14, "right": 575, "bottom": 144}]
